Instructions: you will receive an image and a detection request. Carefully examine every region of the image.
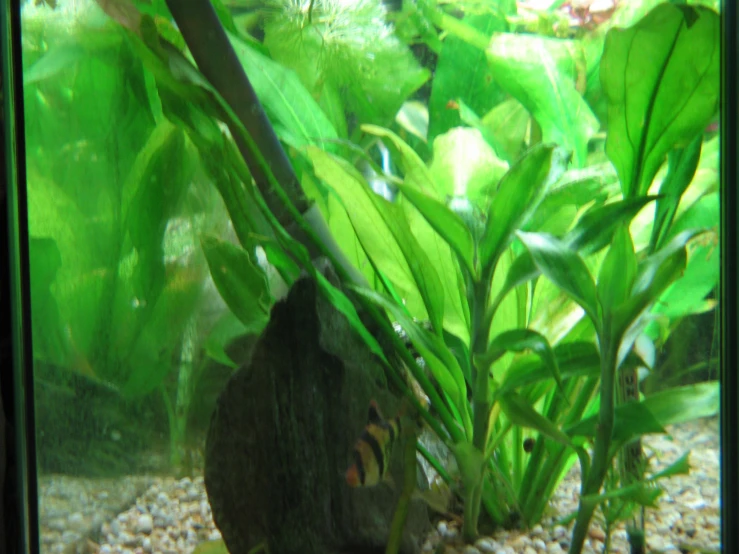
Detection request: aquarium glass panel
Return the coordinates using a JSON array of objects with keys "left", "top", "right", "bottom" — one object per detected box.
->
[{"left": 21, "top": 1, "right": 721, "bottom": 553}]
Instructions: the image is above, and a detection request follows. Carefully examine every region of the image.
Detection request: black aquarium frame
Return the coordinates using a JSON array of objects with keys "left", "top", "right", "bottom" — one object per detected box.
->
[
  {"left": 1, "top": 0, "right": 39, "bottom": 552},
  {"left": 0, "top": 1, "right": 736, "bottom": 553}
]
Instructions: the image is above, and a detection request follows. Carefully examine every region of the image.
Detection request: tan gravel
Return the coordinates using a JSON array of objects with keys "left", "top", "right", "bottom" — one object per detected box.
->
[{"left": 39, "top": 417, "right": 719, "bottom": 554}]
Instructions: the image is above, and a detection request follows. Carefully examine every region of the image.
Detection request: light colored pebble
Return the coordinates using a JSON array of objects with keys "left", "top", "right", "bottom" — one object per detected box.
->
[
  {"left": 532, "top": 537, "right": 546, "bottom": 550},
  {"left": 141, "top": 536, "right": 152, "bottom": 553},
  {"left": 474, "top": 537, "right": 499, "bottom": 552},
  {"left": 99, "top": 546, "right": 112, "bottom": 554},
  {"left": 546, "top": 542, "right": 564, "bottom": 553},
  {"left": 135, "top": 514, "right": 153, "bottom": 534},
  {"left": 463, "top": 546, "right": 481, "bottom": 554},
  {"left": 60, "top": 530, "right": 80, "bottom": 544}
]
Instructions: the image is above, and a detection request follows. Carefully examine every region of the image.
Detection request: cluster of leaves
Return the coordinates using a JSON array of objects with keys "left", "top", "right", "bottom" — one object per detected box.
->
[
  {"left": 23, "top": 0, "right": 721, "bottom": 551},
  {"left": 21, "top": 4, "right": 273, "bottom": 469}
]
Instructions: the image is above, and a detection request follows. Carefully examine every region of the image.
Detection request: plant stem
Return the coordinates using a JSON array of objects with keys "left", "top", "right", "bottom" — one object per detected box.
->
[
  {"left": 569, "top": 336, "right": 618, "bottom": 554},
  {"left": 386, "top": 433, "right": 420, "bottom": 554},
  {"left": 417, "top": 0, "right": 490, "bottom": 51},
  {"left": 462, "top": 279, "right": 494, "bottom": 542}
]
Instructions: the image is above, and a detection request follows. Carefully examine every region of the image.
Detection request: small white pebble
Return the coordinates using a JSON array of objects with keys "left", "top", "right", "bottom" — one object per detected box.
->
[
  {"left": 531, "top": 524, "right": 544, "bottom": 536},
  {"left": 532, "top": 538, "right": 547, "bottom": 551},
  {"left": 156, "top": 492, "right": 170, "bottom": 506},
  {"left": 135, "top": 514, "right": 154, "bottom": 534},
  {"left": 523, "top": 546, "right": 537, "bottom": 554},
  {"left": 463, "top": 546, "right": 481, "bottom": 554},
  {"left": 474, "top": 537, "right": 499, "bottom": 553},
  {"left": 546, "top": 542, "right": 564, "bottom": 553},
  {"left": 553, "top": 525, "right": 567, "bottom": 539},
  {"left": 142, "top": 537, "right": 152, "bottom": 553},
  {"left": 99, "top": 546, "right": 112, "bottom": 554}
]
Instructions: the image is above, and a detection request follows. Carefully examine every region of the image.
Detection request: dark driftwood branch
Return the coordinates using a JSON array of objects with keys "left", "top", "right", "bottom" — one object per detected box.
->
[
  {"left": 164, "top": 0, "right": 308, "bottom": 228},
  {"left": 164, "top": 0, "right": 368, "bottom": 288}
]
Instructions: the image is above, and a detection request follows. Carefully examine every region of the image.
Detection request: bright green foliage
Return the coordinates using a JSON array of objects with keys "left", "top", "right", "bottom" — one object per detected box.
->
[
  {"left": 427, "top": 11, "right": 508, "bottom": 140},
  {"left": 262, "top": 0, "right": 430, "bottom": 128},
  {"left": 601, "top": 4, "right": 720, "bottom": 198},
  {"left": 486, "top": 34, "right": 598, "bottom": 166},
  {"left": 428, "top": 127, "right": 509, "bottom": 206},
  {"left": 26, "top": 0, "right": 722, "bottom": 551}
]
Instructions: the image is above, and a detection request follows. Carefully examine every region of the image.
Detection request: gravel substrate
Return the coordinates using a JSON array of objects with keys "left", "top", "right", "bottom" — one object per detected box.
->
[{"left": 40, "top": 417, "right": 719, "bottom": 554}]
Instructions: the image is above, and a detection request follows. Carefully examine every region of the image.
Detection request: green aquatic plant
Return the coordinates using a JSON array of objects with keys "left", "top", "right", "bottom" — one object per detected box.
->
[{"left": 33, "top": 0, "right": 721, "bottom": 551}]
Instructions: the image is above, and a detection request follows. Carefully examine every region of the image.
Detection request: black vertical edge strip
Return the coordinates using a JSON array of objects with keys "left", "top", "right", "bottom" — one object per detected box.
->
[
  {"left": 720, "top": 0, "right": 738, "bottom": 552},
  {"left": 1, "top": 0, "right": 39, "bottom": 553}
]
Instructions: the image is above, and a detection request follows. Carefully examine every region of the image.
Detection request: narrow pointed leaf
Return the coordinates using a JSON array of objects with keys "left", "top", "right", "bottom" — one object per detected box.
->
[
  {"left": 597, "top": 225, "right": 637, "bottom": 313},
  {"left": 361, "top": 124, "right": 438, "bottom": 193},
  {"left": 308, "top": 147, "right": 445, "bottom": 334},
  {"left": 566, "top": 381, "right": 718, "bottom": 438},
  {"left": 651, "top": 452, "right": 690, "bottom": 480},
  {"left": 350, "top": 286, "right": 470, "bottom": 427},
  {"left": 601, "top": 4, "right": 720, "bottom": 198},
  {"left": 582, "top": 482, "right": 663, "bottom": 508},
  {"left": 516, "top": 231, "right": 599, "bottom": 326},
  {"left": 566, "top": 196, "right": 660, "bottom": 255},
  {"left": 495, "top": 341, "right": 600, "bottom": 398},
  {"left": 488, "top": 329, "right": 565, "bottom": 398},
  {"left": 480, "top": 145, "right": 571, "bottom": 271},
  {"left": 613, "top": 230, "right": 699, "bottom": 337},
  {"left": 649, "top": 134, "right": 703, "bottom": 252},
  {"left": 201, "top": 236, "right": 272, "bottom": 327},
  {"left": 396, "top": 182, "right": 476, "bottom": 276},
  {"left": 499, "top": 392, "right": 575, "bottom": 448}
]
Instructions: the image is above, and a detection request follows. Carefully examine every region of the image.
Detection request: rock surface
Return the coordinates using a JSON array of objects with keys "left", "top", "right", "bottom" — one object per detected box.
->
[{"left": 204, "top": 268, "right": 430, "bottom": 554}]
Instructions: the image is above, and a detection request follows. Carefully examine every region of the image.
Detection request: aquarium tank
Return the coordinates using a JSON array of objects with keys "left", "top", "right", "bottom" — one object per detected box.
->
[{"left": 5, "top": 0, "right": 727, "bottom": 552}]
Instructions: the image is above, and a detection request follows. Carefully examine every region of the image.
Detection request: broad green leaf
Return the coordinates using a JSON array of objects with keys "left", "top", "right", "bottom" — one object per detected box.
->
[
  {"left": 227, "top": 31, "right": 338, "bottom": 150},
  {"left": 499, "top": 392, "right": 575, "bottom": 448},
  {"left": 649, "top": 134, "right": 703, "bottom": 252},
  {"left": 487, "top": 329, "right": 564, "bottom": 398},
  {"left": 396, "top": 183, "right": 476, "bottom": 277},
  {"left": 361, "top": 125, "right": 438, "bottom": 194},
  {"left": 395, "top": 100, "right": 430, "bottom": 143},
  {"left": 403, "top": 202, "right": 472, "bottom": 344},
  {"left": 597, "top": 225, "right": 637, "bottom": 313},
  {"left": 326, "top": 193, "right": 377, "bottom": 287},
  {"left": 601, "top": 4, "right": 720, "bottom": 198},
  {"left": 480, "top": 144, "right": 570, "bottom": 271},
  {"left": 428, "top": 127, "right": 509, "bottom": 206},
  {"left": 24, "top": 44, "right": 87, "bottom": 85},
  {"left": 486, "top": 34, "right": 599, "bottom": 166},
  {"left": 457, "top": 100, "right": 508, "bottom": 161},
  {"left": 427, "top": 11, "right": 507, "bottom": 140},
  {"left": 516, "top": 231, "right": 599, "bottom": 326},
  {"left": 566, "top": 381, "right": 718, "bottom": 437},
  {"left": 308, "top": 147, "right": 445, "bottom": 333},
  {"left": 201, "top": 236, "right": 272, "bottom": 328},
  {"left": 479, "top": 98, "right": 531, "bottom": 163}
]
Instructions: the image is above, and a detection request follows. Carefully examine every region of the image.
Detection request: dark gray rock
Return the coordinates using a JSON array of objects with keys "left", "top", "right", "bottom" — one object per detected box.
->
[{"left": 204, "top": 266, "right": 430, "bottom": 554}]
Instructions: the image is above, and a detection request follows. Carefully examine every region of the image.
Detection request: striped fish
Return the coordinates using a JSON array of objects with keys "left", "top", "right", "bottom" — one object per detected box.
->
[{"left": 345, "top": 400, "right": 402, "bottom": 488}]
